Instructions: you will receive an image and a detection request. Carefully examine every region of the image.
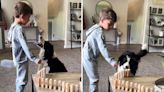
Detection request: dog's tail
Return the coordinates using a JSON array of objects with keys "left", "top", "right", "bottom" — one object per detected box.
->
[
  {"left": 0, "top": 59, "right": 15, "bottom": 68},
  {"left": 137, "top": 49, "right": 148, "bottom": 58}
]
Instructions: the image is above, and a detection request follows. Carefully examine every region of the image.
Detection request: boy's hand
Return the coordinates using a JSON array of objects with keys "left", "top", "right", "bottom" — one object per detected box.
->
[
  {"left": 38, "top": 59, "right": 47, "bottom": 64},
  {"left": 113, "top": 64, "right": 118, "bottom": 68},
  {"left": 37, "top": 60, "right": 42, "bottom": 64},
  {"left": 113, "top": 64, "right": 118, "bottom": 71}
]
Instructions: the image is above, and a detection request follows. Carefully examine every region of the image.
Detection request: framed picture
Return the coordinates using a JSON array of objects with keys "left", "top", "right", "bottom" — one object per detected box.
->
[
  {"left": 71, "top": 25, "right": 75, "bottom": 31},
  {"left": 79, "top": 3, "right": 81, "bottom": 9},
  {"left": 70, "top": 2, "right": 73, "bottom": 8},
  {"left": 152, "top": 8, "right": 157, "bottom": 14},
  {"left": 71, "top": 13, "right": 77, "bottom": 20},
  {"left": 150, "top": 30, "right": 154, "bottom": 36},
  {"left": 158, "top": 38, "right": 163, "bottom": 46},
  {"left": 150, "top": 18, "right": 156, "bottom": 25},
  {"left": 73, "top": 3, "right": 77, "bottom": 8},
  {"left": 72, "top": 33, "right": 81, "bottom": 41},
  {"left": 158, "top": 8, "right": 163, "bottom": 14}
]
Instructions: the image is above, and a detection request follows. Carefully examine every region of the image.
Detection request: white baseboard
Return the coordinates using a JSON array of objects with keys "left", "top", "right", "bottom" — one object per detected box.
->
[{"left": 64, "top": 44, "right": 81, "bottom": 48}]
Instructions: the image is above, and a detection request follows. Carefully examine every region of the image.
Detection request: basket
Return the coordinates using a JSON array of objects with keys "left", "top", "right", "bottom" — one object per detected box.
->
[{"left": 154, "top": 78, "right": 164, "bottom": 92}]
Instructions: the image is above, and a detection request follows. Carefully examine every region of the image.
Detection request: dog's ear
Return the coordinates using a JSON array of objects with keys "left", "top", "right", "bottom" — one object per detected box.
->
[
  {"left": 118, "top": 55, "right": 126, "bottom": 65},
  {"left": 118, "top": 55, "right": 123, "bottom": 61},
  {"left": 44, "top": 41, "right": 54, "bottom": 59}
]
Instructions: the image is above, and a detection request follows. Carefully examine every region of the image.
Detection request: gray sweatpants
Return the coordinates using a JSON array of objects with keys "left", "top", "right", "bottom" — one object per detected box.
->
[
  {"left": 83, "top": 59, "right": 99, "bottom": 92},
  {"left": 16, "top": 61, "right": 29, "bottom": 92}
]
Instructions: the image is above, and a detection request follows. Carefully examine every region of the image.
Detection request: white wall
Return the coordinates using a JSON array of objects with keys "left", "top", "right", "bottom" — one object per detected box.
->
[
  {"left": 127, "top": 0, "right": 145, "bottom": 44},
  {"left": 1, "top": 0, "right": 48, "bottom": 40},
  {"left": 48, "top": 0, "right": 65, "bottom": 41},
  {"left": 84, "top": 0, "right": 128, "bottom": 44},
  {"left": 0, "top": 28, "right": 2, "bottom": 49},
  {"left": 52, "top": 4, "right": 65, "bottom": 40},
  {"left": 129, "top": 4, "right": 145, "bottom": 44}
]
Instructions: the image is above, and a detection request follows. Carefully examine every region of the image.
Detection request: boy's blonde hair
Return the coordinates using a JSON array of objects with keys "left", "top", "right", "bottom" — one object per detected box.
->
[
  {"left": 99, "top": 8, "right": 117, "bottom": 23},
  {"left": 14, "top": 0, "right": 33, "bottom": 18}
]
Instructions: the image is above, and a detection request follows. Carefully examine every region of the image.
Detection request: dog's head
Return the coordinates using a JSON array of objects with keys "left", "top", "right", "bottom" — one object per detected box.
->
[
  {"left": 38, "top": 41, "right": 56, "bottom": 60},
  {"left": 117, "top": 50, "right": 148, "bottom": 76}
]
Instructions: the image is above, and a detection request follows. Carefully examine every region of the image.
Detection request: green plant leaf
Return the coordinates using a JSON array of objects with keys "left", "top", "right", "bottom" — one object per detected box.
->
[
  {"left": 161, "top": 62, "right": 164, "bottom": 69},
  {"left": 158, "top": 54, "right": 164, "bottom": 58}
]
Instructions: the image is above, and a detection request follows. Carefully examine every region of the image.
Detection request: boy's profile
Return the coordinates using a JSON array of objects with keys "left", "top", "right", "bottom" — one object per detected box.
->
[{"left": 83, "top": 8, "right": 117, "bottom": 92}]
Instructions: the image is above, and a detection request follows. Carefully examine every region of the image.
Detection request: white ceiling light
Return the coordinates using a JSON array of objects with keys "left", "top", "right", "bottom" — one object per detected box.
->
[{"left": 48, "top": 0, "right": 60, "bottom": 17}]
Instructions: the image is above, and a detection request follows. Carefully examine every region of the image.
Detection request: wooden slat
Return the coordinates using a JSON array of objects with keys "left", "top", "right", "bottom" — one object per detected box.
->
[{"left": 109, "top": 76, "right": 163, "bottom": 92}]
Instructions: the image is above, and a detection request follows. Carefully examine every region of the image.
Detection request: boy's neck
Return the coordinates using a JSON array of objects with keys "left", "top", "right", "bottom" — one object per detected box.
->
[
  {"left": 98, "top": 22, "right": 104, "bottom": 30},
  {"left": 14, "top": 18, "right": 22, "bottom": 25}
]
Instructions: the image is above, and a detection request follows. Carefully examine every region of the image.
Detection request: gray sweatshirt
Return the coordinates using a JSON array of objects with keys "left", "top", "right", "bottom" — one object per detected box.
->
[
  {"left": 83, "top": 24, "right": 116, "bottom": 66},
  {"left": 8, "top": 22, "right": 40, "bottom": 65}
]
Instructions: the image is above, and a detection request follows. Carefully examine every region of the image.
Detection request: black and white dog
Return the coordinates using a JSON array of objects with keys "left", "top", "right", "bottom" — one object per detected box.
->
[
  {"left": 38, "top": 41, "right": 67, "bottom": 73},
  {"left": 117, "top": 49, "right": 148, "bottom": 76}
]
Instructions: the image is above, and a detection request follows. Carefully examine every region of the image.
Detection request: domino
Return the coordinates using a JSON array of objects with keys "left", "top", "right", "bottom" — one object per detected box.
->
[
  {"left": 119, "top": 71, "right": 124, "bottom": 79},
  {"left": 121, "top": 71, "right": 125, "bottom": 78},
  {"left": 45, "top": 78, "right": 48, "bottom": 89},
  {"left": 113, "top": 78, "right": 117, "bottom": 89},
  {"left": 38, "top": 77, "right": 41, "bottom": 87},
  {"left": 53, "top": 80, "right": 57, "bottom": 90},
  {"left": 145, "top": 87, "right": 149, "bottom": 92},
  {"left": 37, "top": 71, "right": 41, "bottom": 77},
  {"left": 58, "top": 80, "right": 62, "bottom": 91},
  {"left": 117, "top": 79, "right": 121, "bottom": 90},
  {"left": 121, "top": 80, "right": 125, "bottom": 90},
  {"left": 124, "top": 69, "right": 130, "bottom": 77},
  {"left": 125, "top": 81, "right": 129, "bottom": 91},
  {"left": 140, "top": 85, "right": 145, "bottom": 92},
  {"left": 62, "top": 81, "right": 65, "bottom": 92},
  {"left": 129, "top": 82, "right": 133, "bottom": 92},
  {"left": 70, "top": 84, "right": 75, "bottom": 92},
  {"left": 150, "top": 88, "right": 154, "bottom": 92},
  {"left": 66, "top": 83, "right": 70, "bottom": 92},
  {"left": 114, "top": 72, "right": 118, "bottom": 79},
  {"left": 41, "top": 78, "right": 45, "bottom": 88},
  {"left": 40, "top": 69, "right": 43, "bottom": 77},
  {"left": 49, "top": 78, "right": 53, "bottom": 89},
  {"left": 118, "top": 73, "right": 122, "bottom": 79},
  {"left": 137, "top": 84, "right": 141, "bottom": 92},
  {"left": 127, "top": 69, "right": 130, "bottom": 77},
  {"left": 133, "top": 83, "right": 138, "bottom": 92},
  {"left": 75, "top": 84, "right": 79, "bottom": 92},
  {"left": 43, "top": 68, "right": 46, "bottom": 77}
]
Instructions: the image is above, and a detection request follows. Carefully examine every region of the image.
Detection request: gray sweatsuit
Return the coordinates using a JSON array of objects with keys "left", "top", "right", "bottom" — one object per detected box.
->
[
  {"left": 8, "top": 22, "right": 40, "bottom": 92},
  {"left": 83, "top": 24, "right": 116, "bottom": 92}
]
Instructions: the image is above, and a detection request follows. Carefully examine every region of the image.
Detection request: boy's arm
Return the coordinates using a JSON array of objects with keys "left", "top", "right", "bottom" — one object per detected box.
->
[
  {"left": 17, "top": 29, "right": 40, "bottom": 64},
  {"left": 96, "top": 32, "right": 117, "bottom": 67}
]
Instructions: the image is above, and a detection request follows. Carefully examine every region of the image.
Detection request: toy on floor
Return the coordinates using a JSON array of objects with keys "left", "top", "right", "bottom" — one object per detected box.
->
[{"left": 111, "top": 69, "right": 154, "bottom": 92}]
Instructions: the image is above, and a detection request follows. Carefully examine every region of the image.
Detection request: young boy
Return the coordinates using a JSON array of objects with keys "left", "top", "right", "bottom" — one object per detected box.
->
[
  {"left": 8, "top": 1, "right": 41, "bottom": 92},
  {"left": 83, "top": 8, "right": 117, "bottom": 92}
]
